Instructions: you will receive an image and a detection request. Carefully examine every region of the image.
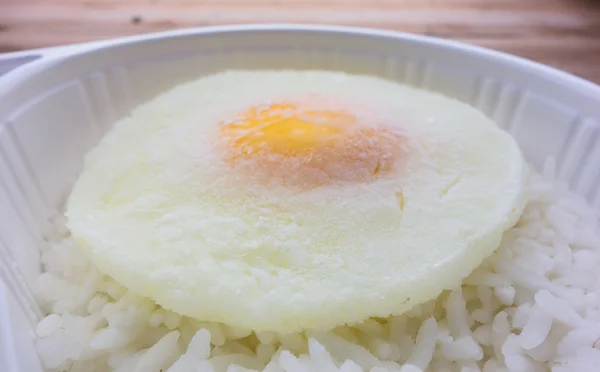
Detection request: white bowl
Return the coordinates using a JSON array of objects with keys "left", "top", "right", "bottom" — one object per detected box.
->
[{"left": 0, "top": 24, "right": 599, "bottom": 371}]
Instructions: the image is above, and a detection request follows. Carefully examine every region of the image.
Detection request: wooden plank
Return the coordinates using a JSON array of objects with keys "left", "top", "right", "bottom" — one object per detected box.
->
[{"left": 1, "top": 0, "right": 599, "bottom": 83}]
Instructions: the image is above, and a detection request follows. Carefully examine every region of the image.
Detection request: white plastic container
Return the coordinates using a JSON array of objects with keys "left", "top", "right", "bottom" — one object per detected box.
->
[{"left": 0, "top": 24, "right": 599, "bottom": 371}]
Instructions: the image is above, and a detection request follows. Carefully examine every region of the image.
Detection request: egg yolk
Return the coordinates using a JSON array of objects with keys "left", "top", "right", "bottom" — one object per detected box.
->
[
  {"left": 222, "top": 102, "right": 354, "bottom": 156},
  {"left": 219, "top": 101, "right": 402, "bottom": 186}
]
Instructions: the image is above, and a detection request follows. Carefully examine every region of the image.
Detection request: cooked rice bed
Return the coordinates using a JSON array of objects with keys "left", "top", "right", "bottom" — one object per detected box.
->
[{"left": 35, "top": 164, "right": 600, "bottom": 372}]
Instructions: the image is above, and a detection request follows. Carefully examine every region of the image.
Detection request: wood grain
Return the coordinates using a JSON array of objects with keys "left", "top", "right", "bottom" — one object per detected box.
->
[{"left": 1, "top": 0, "right": 600, "bottom": 83}]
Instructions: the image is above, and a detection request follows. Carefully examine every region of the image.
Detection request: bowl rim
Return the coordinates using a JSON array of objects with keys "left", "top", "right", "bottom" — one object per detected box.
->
[{"left": 1, "top": 23, "right": 599, "bottom": 100}]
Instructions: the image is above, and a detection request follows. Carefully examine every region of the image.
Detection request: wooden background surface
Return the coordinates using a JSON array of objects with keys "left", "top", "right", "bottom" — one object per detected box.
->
[{"left": 1, "top": 0, "right": 600, "bottom": 83}]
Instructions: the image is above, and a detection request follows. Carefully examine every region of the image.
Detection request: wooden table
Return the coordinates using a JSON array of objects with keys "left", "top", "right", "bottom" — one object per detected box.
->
[{"left": 1, "top": 0, "right": 600, "bottom": 84}]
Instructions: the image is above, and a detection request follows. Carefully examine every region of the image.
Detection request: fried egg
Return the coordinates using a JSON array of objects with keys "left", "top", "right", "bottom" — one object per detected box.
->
[{"left": 66, "top": 70, "right": 527, "bottom": 333}]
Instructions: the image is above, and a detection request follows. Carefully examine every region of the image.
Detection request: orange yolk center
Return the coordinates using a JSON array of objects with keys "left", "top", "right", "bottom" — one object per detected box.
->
[
  {"left": 219, "top": 101, "right": 402, "bottom": 186},
  {"left": 221, "top": 102, "right": 354, "bottom": 156}
]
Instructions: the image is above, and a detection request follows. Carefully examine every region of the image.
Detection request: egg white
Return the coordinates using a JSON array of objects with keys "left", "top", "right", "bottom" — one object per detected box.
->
[{"left": 66, "top": 70, "right": 527, "bottom": 333}]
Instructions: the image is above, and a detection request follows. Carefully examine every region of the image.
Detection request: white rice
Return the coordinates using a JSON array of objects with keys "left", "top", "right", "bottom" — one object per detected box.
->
[{"left": 35, "top": 162, "right": 600, "bottom": 372}]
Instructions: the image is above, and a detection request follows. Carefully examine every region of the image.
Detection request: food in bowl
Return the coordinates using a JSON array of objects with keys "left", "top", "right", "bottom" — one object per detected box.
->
[
  {"left": 33, "top": 70, "right": 600, "bottom": 372},
  {"left": 65, "top": 70, "right": 527, "bottom": 333}
]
